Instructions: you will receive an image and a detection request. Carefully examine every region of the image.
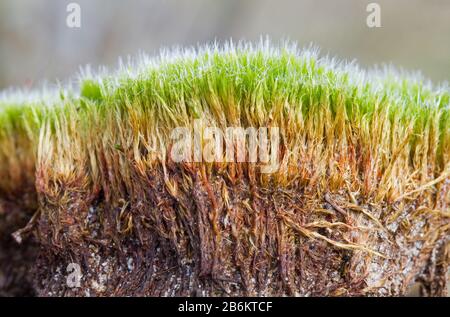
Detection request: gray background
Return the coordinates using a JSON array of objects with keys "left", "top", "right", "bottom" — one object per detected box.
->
[{"left": 0, "top": 0, "right": 449, "bottom": 90}]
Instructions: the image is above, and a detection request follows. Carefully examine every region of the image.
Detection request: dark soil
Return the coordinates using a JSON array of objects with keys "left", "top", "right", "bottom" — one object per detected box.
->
[
  {"left": 26, "top": 165, "right": 450, "bottom": 296},
  {"left": 1, "top": 165, "right": 448, "bottom": 296},
  {"left": 0, "top": 198, "right": 38, "bottom": 296}
]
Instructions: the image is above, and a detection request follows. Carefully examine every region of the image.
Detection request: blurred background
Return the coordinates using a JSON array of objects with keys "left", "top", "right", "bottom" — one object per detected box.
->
[{"left": 0, "top": 0, "right": 449, "bottom": 90}]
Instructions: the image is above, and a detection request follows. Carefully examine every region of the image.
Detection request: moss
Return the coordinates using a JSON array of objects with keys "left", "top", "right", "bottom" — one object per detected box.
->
[
  {"left": 0, "top": 41, "right": 448, "bottom": 296},
  {"left": 80, "top": 79, "right": 103, "bottom": 103}
]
